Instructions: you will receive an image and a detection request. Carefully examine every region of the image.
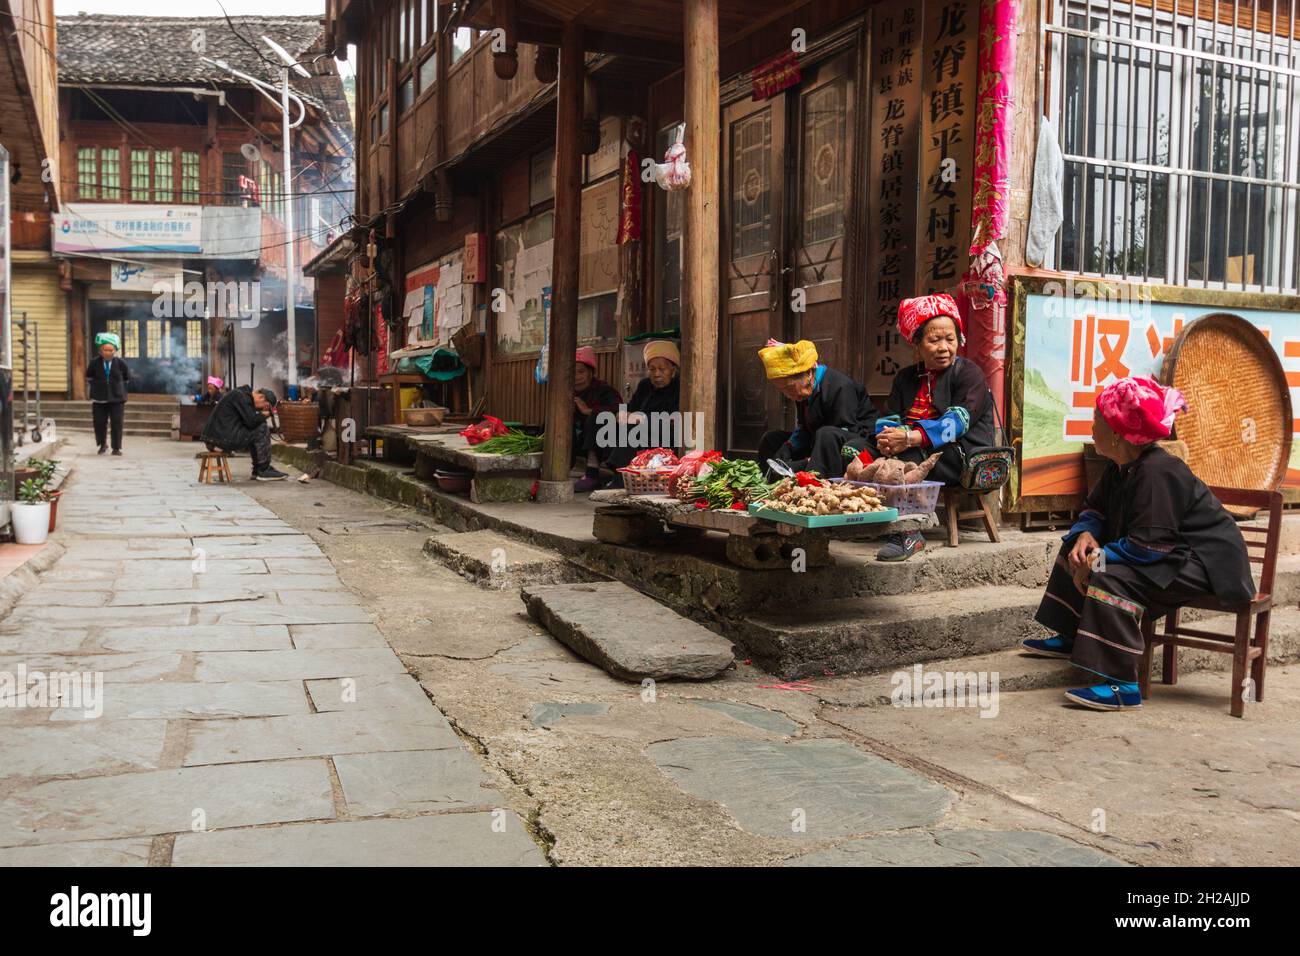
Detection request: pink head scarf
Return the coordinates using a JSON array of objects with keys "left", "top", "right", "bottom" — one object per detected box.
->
[
  {"left": 575, "top": 345, "right": 598, "bottom": 370},
  {"left": 1096, "top": 375, "right": 1187, "bottom": 445},
  {"left": 207, "top": 376, "right": 224, "bottom": 389}
]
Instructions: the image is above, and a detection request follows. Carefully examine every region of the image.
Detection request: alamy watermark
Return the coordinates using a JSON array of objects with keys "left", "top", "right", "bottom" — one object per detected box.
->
[
  {"left": 890, "top": 664, "right": 1000, "bottom": 718},
  {"left": 152, "top": 275, "right": 262, "bottom": 326},
  {"left": 0, "top": 665, "right": 104, "bottom": 719},
  {"left": 594, "top": 408, "right": 706, "bottom": 452}
]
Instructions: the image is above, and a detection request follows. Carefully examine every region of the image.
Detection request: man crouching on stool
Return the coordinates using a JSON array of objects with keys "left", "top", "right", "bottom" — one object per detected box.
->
[
  {"left": 201, "top": 386, "right": 289, "bottom": 481},
  {"left": 1021, "top": 375, "right": 1254, "bottom": 711}
]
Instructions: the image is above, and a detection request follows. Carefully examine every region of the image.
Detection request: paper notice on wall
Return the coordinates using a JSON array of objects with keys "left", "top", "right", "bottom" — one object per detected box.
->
[
  {"left": 436, "top": 258, "right": 465, "bottom": 344},
  {"left": 579, "top": 178, "right": 619, "bottom": 298},
  {"left": 518, "top": 238, "right": 554, "bottom": 307}
]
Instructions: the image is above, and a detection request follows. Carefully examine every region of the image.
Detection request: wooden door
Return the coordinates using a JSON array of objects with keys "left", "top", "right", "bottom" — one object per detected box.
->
[
  {"left": 722, "top": 93, "right": 785, "bottom": 455},
  {"left": 720, "top": 49, "right": 857, "bottom": 455},
  {"left": 788, "top": 52, "right": 854, "bottom": 378}
]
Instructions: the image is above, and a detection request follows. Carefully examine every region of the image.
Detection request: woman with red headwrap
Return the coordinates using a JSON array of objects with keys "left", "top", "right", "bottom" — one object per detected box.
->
[
  {"left": 1022, "top": 375, "right": 1254, "bottom": 711},
  {"left": 846, "top": 294, "right": 995, "bottom": 561}
]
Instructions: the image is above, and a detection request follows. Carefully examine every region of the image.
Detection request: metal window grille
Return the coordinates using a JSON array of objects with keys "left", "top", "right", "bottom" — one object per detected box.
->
[{"left": 1044, "top": 0, "right": 1300, "bottom": 293}]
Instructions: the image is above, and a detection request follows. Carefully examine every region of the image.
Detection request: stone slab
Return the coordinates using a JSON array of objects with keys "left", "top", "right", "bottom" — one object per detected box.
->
[
  {"left": 0, "top": 653, "right": 182, "bottom": 683},
  {"left": 171, "top": 812, "right": 545, "bottom": 866},
  {"left": 424, "top": 530, "right": 584, "bottom": 589},
  {"left": 47, "top": 681, "right": 311, "bottom": 722},
  {"left": 193, "top": 648, "right": 405, "bottom": 682},
  {"left": 305, "top": 674, "right": 435, "bottom": 716},
  {"left": 646, "top": 737, "right": 953, "bottom": 838},
  {"left": 183, "top": 709, "right": 460, "bottom": 764},
  {"left": 97, "top": 624, "right": 292, "bottom": 652},
  {"left": 194, "top": 605, "right": 373, "bottom": 627},
  {"left": 0, "top": 720, "right": 168, "bottom": 777},
  {"left": 521, "top": 582, "right": 734, "bottom": 682},
  {"left": 333, "top": 750, "right": 504, "bottom": 815},
  {"left": 290, "top": 623, "right": 389, "bottom": 649},
  {"left": 691, "top": 699, "right": 799, "bottom": 736},
  {"left": 529, "top": 701, "right": 610, "bottom": 727},
  {"left": 0, "top": 838, "right": 153, "bottom": 867},
  {"left": 0, "top": 759, "right": 334, "bottom": 846}
]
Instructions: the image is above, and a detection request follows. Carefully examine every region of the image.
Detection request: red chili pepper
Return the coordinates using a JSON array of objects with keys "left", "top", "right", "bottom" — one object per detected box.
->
[
  {"left": 795, "top": 471, "right": 823, "bottom": 488},
  {"left": 729, "top": 501, "right": 746, "bottom": 510},
  {"left": 694, "top": 499, "right": 709, "bottom": 509}
]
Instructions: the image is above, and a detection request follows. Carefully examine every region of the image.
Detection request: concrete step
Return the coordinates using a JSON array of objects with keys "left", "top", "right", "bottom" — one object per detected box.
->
[
  {"left": 812, "top": 604, "right": 1300, "bottom": 709},
  {"left": 521, "top": 581, "right": 735, "bottom": 682},
  {"left": 55, "top": 424, "right": 175, "bottom": 437},
  {"left": 423, "top": 530, "right": 597, "bottom": 589}
]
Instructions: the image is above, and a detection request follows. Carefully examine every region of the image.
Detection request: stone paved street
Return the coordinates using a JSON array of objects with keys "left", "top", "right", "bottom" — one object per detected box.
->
[
  {"left": 5, "top": 435, "right": 1300, "bottom": 867},
  {"left": 0, "top": 438, "right": 543, "bottom": 866}
]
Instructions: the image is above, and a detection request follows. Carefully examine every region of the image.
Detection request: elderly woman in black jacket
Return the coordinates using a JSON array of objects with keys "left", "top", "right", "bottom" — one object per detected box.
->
[
  {"left": 85, "top": 332, "right": 131, "bottom": 456},
  {"left": 846, "top": 294, "right": 995, "bottom": 561}
]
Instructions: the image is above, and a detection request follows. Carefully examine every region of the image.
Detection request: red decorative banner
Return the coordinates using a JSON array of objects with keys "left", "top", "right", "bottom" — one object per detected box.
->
[
  {"left": 752, "top": 51, "right": 801, "bottom": 101},
  {"left": 617, "top": 148, "right": 642, "bottom": 246}
]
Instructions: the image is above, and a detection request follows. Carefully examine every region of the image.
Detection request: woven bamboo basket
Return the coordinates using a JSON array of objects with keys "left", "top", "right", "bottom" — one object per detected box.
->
[
  {"left": 277, "top": 402, "right": 320, "bottom": 443},
  {"left": 1161, "top": 313, "right": 1292, "bottom": 510}
]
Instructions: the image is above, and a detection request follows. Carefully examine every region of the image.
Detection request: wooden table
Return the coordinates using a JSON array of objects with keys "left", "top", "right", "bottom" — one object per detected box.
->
[
  {"left": 588, "top": 489, "right": 938, "bottom": 570},
  {"left": 365, "top": 424, "right": 542, "bottom": 503}
]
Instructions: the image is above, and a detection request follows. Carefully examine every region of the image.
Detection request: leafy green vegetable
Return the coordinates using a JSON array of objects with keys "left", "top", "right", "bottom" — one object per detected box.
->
[
  {"left": 470, "top": 430, "right": 544, "bottom": 455},
  {"left": 690, "top": 459, "right": 773, "bottom": 509}
]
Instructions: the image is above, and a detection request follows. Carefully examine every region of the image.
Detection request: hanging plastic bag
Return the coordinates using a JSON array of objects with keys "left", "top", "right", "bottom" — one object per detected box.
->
[
  {"left": 653, "top": 124, "right": 691, "bottom": 191},
  {"left": 460, "top": 415, "right": 509, "bottom": 445}
]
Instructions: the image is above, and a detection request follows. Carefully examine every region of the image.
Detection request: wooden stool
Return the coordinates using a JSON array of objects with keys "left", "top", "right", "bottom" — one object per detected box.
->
[
  {"left": 197, "top": 450, "right": 232, "bottom": 484},
  {"left": 941, "top": 487, "right": 1000, "bottom": 547}
]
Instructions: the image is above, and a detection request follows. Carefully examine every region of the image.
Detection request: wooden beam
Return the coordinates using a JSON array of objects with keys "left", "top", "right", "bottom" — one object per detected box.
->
[
  {"left": 681, "top": 0, "right": 719, "bottom": 450},
  {"left": 540, "top": 20, "right": 585, "bottom": 491}
]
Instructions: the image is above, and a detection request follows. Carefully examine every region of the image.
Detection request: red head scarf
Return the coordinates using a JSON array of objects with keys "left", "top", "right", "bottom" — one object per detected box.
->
[
  {"left": 1096, "top": 375, "right": 1187, "bottom": 445},
  {"left": 897, "top": 294, "right": 964, "bottom": 344}
]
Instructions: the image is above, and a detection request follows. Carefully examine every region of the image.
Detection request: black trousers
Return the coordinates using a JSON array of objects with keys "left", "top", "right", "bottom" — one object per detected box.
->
[
  {"left": 214, "top": 421, "right": 272, "bottom": 471},
  {"left": 758, "top": 426, "right": 869, "bottom": 479},
  {"left": 92, "top": 401, "right": 125, "bottom": 451},
  {"left": 1033, "top": 543, "right": 1215, "bottom": 683}
]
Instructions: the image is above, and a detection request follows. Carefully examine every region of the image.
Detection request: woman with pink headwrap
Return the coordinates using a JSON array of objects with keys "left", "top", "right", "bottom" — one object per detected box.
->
[{"left": 1022, "top": 375, "right": 1254, "bottom": 712}]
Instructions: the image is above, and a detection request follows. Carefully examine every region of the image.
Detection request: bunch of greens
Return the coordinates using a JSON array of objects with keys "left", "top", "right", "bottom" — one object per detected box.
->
[
  {"left": 690, "top": 458, "right": 772, "bottom": 509},
  {"left": 470, "top": 430, "right": 543, "bottom": 455}
]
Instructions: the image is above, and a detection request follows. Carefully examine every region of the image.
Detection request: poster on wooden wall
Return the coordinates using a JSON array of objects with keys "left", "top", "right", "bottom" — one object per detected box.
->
[
  {"left": 865, "top": 0, "right": 922, "bottom": 394},
  {"left": 579, "top": 177, "right": 620, "bottom": 299}
]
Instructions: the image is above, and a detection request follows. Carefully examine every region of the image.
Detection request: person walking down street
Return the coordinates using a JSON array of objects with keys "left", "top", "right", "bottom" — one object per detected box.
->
[
  {"left": 201, "top": 385, "right": 289, "bottom": 481},
  {"left": 86, "top": 332, "right": 131, "bottom": 456}
]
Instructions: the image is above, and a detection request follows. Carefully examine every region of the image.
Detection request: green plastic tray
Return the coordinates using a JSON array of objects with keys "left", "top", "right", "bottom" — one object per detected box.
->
[{"left": 747, "top": 503, "right": 900, "bottom": 528}]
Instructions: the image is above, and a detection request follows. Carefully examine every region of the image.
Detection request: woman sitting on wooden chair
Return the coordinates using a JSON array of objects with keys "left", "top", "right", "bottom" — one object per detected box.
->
[
  {"left": 1021, "top": 376, "right": 1255, "bottom": 711},
  {"left": 845, "top": 294, "right": 995, "bottom": 561}
]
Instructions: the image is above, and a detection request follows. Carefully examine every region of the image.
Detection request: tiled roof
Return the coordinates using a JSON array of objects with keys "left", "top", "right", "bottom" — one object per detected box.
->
[{"left": 57, "top": 14, "right": 328, "bottom": 89}]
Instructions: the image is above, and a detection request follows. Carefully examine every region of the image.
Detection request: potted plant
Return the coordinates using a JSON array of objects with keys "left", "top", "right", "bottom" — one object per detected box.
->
[
  {"left": 35, "top": 459, "right": 62, "bottom": 532},
  {"left": 11, "top": 477, "right": 51, "bottom": 544}
]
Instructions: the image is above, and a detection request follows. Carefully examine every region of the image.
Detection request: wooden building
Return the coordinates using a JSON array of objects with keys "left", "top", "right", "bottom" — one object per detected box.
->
[
  {"left": 1, "top": 0, "right": 62, "bottom": 395},
  {"left": 328, "top": 0, "right": 1300, "bottom": 507},
  {"left": 52, "top": 14, "right": 353, "bottom": 399}
]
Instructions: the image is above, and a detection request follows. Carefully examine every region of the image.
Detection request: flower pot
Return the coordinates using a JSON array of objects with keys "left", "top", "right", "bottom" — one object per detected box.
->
[
  {"left": 47, "top": 490, "right": 62, "bottom": 532},
  {"left": 11, "top": 501, "right": 51, "bottom": 544}
]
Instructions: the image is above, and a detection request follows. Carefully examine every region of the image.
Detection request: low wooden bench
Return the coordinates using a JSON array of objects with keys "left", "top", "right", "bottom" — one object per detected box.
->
[{"left": 589, "top": 489, "right": 938, "bottom": 570}]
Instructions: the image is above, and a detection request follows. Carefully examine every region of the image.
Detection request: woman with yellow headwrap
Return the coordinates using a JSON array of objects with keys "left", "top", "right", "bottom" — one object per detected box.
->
[
  {"left": 86, "top": 331, "right": 132, "bottom": 456},
  {"left": 757, "top": 339, "right": 878, "bottom": 479}
]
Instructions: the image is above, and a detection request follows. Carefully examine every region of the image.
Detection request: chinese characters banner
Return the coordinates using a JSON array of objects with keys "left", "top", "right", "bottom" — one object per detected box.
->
[
  {"left": 918, "top": 0, "right": 979, "bottom": 296},
  {"left": 866, "top": 1, "right": 922, "bottom": 394}
]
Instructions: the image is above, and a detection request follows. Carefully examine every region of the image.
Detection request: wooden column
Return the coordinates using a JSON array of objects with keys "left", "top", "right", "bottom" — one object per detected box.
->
[
  {"left": 539, "top": 20, "right": 585, "bottom": 493},
  {"left": 681, "top": 0, "right": 720, "bottom": 450},
  {"left": 68, "top": 283, "right": 87, "bottom": 401}
]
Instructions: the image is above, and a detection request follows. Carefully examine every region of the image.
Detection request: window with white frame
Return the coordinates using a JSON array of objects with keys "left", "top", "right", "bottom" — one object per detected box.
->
[{"left": 1044, "top": 0, "right": 1300, "bottom": 293}]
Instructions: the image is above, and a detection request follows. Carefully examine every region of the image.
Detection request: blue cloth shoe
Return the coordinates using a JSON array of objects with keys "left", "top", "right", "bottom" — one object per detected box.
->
[
  {"left": 1064, "top": 682, "right": 1142, "bottom": 711},
  {"left": 1020, "top": 635, "right": 1075, "bottom": 659}
]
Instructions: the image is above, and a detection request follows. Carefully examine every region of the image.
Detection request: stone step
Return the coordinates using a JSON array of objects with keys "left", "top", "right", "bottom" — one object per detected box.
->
[
  {"left": 813, "top": 604, "right": 1300, "bottom": 709},
  {"left": 740, "top": 575, "right": 1300, "bottom": 681},
  {"left": 55, "top": 423, "right": 174, "bottom": 436},
  {"left": 521, "top": 581, "right": 735, "bottom": 682},
  {"left": 423, "top": 530, "right": 595, "bottom": 589},
  {"left": 46, "top": 413, "right": 178, "bottom": 425}
]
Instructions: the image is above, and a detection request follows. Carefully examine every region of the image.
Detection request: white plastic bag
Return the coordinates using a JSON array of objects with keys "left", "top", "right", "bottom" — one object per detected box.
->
[{"left": 653, "top": 124, "right": 691, "bottom": 191}]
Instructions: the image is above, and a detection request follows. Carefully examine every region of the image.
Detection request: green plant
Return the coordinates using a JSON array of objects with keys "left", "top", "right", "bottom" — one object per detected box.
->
[
  {"left": 17, "top": 478, "right": 49, "bottom": 505},
  {"left": 35, "top": 459, "right": 59, "bottom": 483}
]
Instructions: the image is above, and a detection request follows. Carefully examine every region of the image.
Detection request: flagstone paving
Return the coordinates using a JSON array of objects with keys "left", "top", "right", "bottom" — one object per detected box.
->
[{"left": 0, "top": 438, "right": 544, "bottom": 866}]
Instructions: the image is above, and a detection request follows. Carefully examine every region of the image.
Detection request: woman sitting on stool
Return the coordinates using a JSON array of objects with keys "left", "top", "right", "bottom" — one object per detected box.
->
[
  {"left": 846, "top": 294, "right": 995, "bottom": 562},
  {"left": 605, "top": 339, "right": 681, "bottom": 481}
]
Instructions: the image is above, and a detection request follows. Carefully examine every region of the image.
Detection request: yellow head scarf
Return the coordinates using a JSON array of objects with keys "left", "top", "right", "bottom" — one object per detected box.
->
[{"left": 759, "top": 339, "right": 819, "bottom": 379}]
